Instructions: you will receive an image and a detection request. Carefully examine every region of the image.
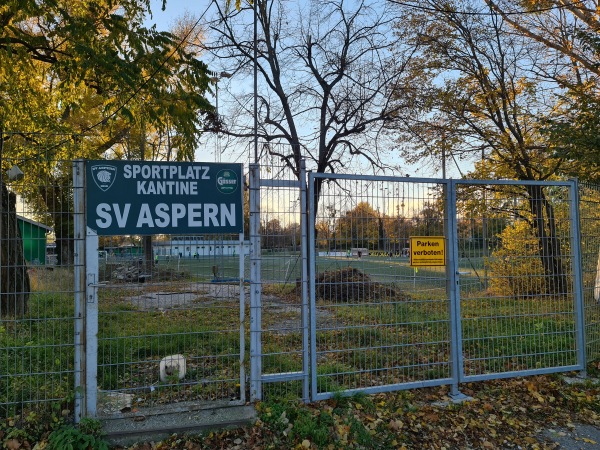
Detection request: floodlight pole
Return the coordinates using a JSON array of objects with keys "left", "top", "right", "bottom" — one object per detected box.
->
[
  {"left": 0, "top": 128, "right": 3, "bottom": 324},
  {"left": 253, "top": 0, "right": 258, "bottom": 163}
]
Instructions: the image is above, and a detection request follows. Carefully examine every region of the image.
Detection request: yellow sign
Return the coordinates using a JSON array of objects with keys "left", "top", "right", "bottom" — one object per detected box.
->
[{"left": 409, "top": 236, "right": 446, "bottom": 267}]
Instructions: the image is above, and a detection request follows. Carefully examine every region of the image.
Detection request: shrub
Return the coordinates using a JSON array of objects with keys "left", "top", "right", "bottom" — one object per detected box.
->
[
  {"left": 489, "top": 221, "right": 548, "bottom": 298},
  {"left": 47, "top": 419, "right": 108, "bottom": 450}
]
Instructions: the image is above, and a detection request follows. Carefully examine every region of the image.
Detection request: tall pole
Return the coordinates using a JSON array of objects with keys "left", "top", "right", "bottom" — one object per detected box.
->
[
  {"left": 441, "top": 130, "right": 446, "bottom": 180},
  {"left": 215, "top": 80, "right": 221, "bottom": 163},
  {"left": 212, "top": 72, "right": 231, "bottom": 163},
  {"left": 216, "top": 81, "right": 219, "bottom": 163},
  {"left": 253, "top": 0, "right": 259, "bottom": 163},
  {"left": 0, "top": 128, "right": 3, "bottom": 322},
  {"left": 482, "top": 148, "right": 488, "bottom": 289}
]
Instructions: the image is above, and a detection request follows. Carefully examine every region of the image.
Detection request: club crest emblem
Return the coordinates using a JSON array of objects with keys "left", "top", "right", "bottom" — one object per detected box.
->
[{"left": 91, "top": 165, "right": 117, "bottom": 192}]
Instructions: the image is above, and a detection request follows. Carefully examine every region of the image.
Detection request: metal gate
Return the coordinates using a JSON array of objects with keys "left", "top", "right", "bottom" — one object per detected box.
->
[
  {"left": 75, "top": 161, "right": 586, "bottom": 412},
  {"left": 308, "top": 173, "right": 585, "bottom": 401},
  {"left": 248, "top": 162, "right": 310, "bottom": 402},
  {"left": 75, "top": 161, "right": 247, "bottom": 419}
]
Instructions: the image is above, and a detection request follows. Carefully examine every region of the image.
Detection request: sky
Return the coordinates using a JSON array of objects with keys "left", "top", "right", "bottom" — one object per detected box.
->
[
  {"left": 148, "top": 0, "right": 204, "bottom": 30},
  {"left": 148, "top": 0, "right": 230, "bottom": 164},
  {"left": 145, "top": 0, "right": 471, "bottom": 179}
]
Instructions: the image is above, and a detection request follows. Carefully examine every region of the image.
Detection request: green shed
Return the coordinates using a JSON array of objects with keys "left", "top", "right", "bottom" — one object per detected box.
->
[{"left": 17, "top": 216, "right": 52, "bottom": 265}]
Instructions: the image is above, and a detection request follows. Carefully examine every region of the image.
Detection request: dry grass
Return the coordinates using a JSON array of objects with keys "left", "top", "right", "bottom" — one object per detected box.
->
[{"left": 28, "top": 266, "right": 74, "bottom": 292}]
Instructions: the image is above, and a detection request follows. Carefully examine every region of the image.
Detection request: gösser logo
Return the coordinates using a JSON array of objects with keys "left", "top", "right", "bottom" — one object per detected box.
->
[
  {"left": 216, "top": 169, "right": 238, "bottom": 194},
  {"left": 91, "top": 165, "right": 117, "bottom": 192}
]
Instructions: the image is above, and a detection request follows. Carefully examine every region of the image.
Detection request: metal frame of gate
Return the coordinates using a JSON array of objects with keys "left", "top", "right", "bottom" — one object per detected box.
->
[
  {"left": 74, "top": 161, "right": 587, "bottom": 414},
  {"left": 308, "top": 173, "right": 586, "bottom": 401},
  {"left": 248, "top": 161, "right": 310, "bottom": 402},
  {"left": 74, "top": 160, "right": 247, "bottom": 419}
]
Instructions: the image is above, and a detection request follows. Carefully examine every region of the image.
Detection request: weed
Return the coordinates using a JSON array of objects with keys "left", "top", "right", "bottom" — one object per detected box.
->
[
  {"left": 257, "top": 399, "right": 298, "bottom": 433},
  {"left": 290, "top": 408, "right": 332, "bottom": 447},
  {"left": 348, "top": 416, "right": 372, "bottom": 447},
  {"left": 47, "top": 423, "right": 109, "bottom": 450},
  {"left": 78, "top": 418, "right": 104, "bottom": 437}
]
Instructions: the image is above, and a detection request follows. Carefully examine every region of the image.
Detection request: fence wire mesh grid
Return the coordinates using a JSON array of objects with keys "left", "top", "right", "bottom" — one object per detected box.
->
[
  {"left": 455, "top": 182, "right": 580, "bottom": 381},
  {"left": 252, "top": 163, "right": 308, "bottom": 402},
  {"left": 579, "top": 183, "right": 600, "bottom": 363},
  {"left": 0, "top": 134, "right": 593, "bottom": 417},
  {"left": 94, "top": 232, "right": 246, "bottom": 415},
  {"left": 0, "top": 133, "right": 80, "bottom": 415},
  {"left": 310, "top": 175, "right": 583, "bottom": 400},
  {"left": 310, "top": 177, "right": 452, "bottom": 398}
]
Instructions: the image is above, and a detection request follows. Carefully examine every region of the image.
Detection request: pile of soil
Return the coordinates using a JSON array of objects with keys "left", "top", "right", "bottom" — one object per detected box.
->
[{"left": 314, "top": 267, "right": 407, "bottom": 302}]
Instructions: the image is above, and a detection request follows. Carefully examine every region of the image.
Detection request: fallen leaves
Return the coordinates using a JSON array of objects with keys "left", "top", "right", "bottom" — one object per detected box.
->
[{"left": 5, "top": 374, "right": 600, "bottom": 450}]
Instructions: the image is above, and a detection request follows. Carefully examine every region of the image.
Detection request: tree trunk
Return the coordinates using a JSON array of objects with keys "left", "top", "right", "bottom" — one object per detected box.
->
[
  {"left": 0, "top": 180, "right": 30, "bottom": 317},
  {"left": 526, "top": 185, "right": 569, "bottom": 295},
  {"left": 378, "top": 215, "right": 385, "bottom": 251},
  {"left": 55, "top": 215, "right": 74, "bottom": 267},
  {"left": 139, "top": 120, "right": 154, "bottom": 272},
  {"left": 38, "top": 180, "right": 74, "bottom": 266}
]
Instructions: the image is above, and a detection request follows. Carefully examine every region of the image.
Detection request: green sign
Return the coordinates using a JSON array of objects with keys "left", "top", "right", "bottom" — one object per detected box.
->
[{"left": 86, "top": 161, "right": 243, "bottom": 236}]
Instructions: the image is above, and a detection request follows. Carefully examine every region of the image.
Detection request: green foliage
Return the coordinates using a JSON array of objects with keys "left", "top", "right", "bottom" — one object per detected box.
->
[
  {"left": 543, "top": 92, "right": 600, "bottom": 182},
  {"left": 47, "top": 422, "right": 109, "bottom": 450},
  {"left": 0, "top": 402, "right": 66, "bottom": 448},
  {"left": 257, "top": 400, "right": 297, "bottom": 434},
  {"left": 290, "top": 408, "right": 333, "bottom": 447},
  {"left": 78, "top": 418, "right": 104, "bottom": 437},
  {"left": 1, "top": 0, "right": 214, "bottom": 272},
  {"left": 0, "top": 0, "right": 212, "bottom": 140},
  {"left": 0, "top": 288, "right": 75, "bottom": 412}
]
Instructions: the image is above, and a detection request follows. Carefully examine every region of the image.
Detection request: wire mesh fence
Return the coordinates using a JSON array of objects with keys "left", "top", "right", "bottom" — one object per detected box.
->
[
  {"left": 309, "top": 175, "right": 453, "bottom": 399},
  {"left": 0, "top": 133, "right": 80, "bottom": 416},
  {"left": 455, "top": 181, "right": 580, "bottom": 381},
  {"left": 0, "top": 132, "right": 596, "bottom": 417},
  {"left": 251, "top": 162, "right": 308, "bottom": 402},
  {"left": 579, "top": 182, "right": 600, "bottom": 363},
  {"left": 94, "top": 232, "right": 246, "bottom": 415},
  {"left": 309, "top": 174, "right": 583, "bottom": 400}
]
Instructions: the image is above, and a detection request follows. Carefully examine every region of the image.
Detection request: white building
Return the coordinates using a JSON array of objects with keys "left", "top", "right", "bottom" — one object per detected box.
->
[{"left": 153, "top": 236, "right": 250, "bottom": 258}]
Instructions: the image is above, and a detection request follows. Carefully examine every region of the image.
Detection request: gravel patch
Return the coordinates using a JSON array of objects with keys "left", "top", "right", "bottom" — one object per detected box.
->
[{"left": 123, "top": 282, "right": 244, "bottom": 311}]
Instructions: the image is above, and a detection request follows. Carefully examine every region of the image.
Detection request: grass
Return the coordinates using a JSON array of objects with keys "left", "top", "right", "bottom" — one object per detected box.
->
[{"left": 0, "top": 255, "right": 585, "bottom": 415}]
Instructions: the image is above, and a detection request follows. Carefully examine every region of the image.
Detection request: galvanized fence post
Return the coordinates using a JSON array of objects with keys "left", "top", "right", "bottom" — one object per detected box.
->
[
  {"left": 249, "top": 163, "right": 262, "bottom": 401},
  {"left": 307, "top": 172, "right": 317, "bottom": 402},
  {"left": 299, "top": 160, "right": 310, "bottom": 402},
  {"left": 85, "top": 227, "right": 99, "bottom": 417},
  {"left": 239, "top": 231, "right": 247, "bottom": 403},
  {"left": 447, "top": 179, "right": 466, "bottom": 400},
  {"left": 74, "top": 158, "right": 99, "bottom": 418},
  {"left": 570, "top": 178, "right": 587, "bottom": 375},
  {"left": 73, "top": 160, "right": 85, "bottom": 422}
]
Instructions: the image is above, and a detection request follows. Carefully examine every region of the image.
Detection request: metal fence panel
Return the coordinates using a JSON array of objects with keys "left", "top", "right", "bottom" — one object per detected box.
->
[
  {"left": 0, "top": 133, "right": 80, "bottom": 416},
  {"left": 79, "top": 153, "right": 248, "bottom": 416},
  {"left": 89, "top": 232, "right": 246, "bottom": 415},
  {"left": 250, "top": 159, "right": 309, "bottom": 402},
  {"left": 455, "top": 180, "right": 583, "bottom": 381},
  {"left": 0, "top": 133, "right": 594, "bottom": 416},
  {"left": 309, "top": 173, "right": 454, "bottom": 400},
  {"left": 579, "top": 182, "right": 600, "bottom": 364},
  {"left": 309, "top": 174, "right": 584, "bottom": 400}
]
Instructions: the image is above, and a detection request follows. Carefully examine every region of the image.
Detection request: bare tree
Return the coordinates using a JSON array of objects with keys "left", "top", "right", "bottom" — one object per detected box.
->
[
  {"left": 483, "top": 0, "right": 600, "bottom": 179},
  {"left": 484, "top": 0, "right": 600, "bottom": 78},
  {"left": 208, "top": 0, "right": 416, "bottom": 203}
]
